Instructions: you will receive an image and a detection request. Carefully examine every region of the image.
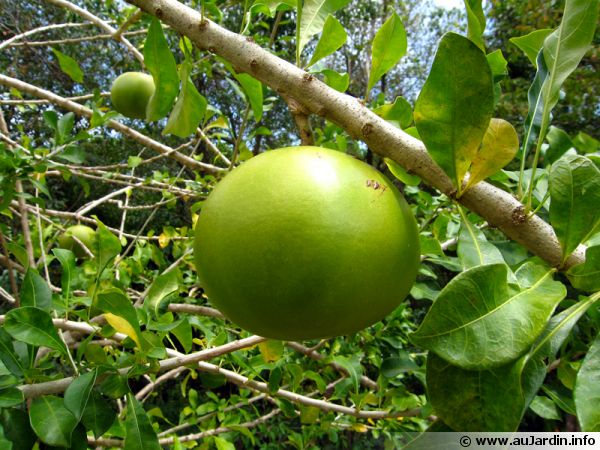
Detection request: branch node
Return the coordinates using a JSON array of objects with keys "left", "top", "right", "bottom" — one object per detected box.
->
[
  {"left": 155, "top": 8, "right": 163, "bottom": 18},
  {"left": 250, "top": 59, "right": 259, "bottom": 70},
  {"left": 302, "top": 73, "right": 314, "bottom": 82},
  {"left": 512, "top": 206, "right": 527, "bottom": 225},
  {"left": 361, "top": 123, "right": 373, "bottom": 137},
  {"left": 199, "top": 19, "right": 209, "bottom": 30}
]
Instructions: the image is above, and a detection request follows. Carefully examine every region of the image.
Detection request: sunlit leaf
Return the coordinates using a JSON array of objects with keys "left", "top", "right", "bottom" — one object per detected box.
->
[
  {"left": 374, "top": 96, "right": 413, "bottom": 129},
  {"left": 298, "top": 0, "right": 350, "bottom": 61},
  {"left": 411, "top": 263, "right": 566, "bottom": 369},
  {"left": 456, "top": 217, "right": 504, "bottom": 269},
  {"left": 20, "top": 268, "right": 51, "bottom": 311},
  {"left": 465, "top": 118, "right": 519, "bottom": 191},
  {"left": 367, "top": 12, "right": 406, "bottom": 95},
  {"left": 96, "top": 289, "right": 143, "bottom": 348},
  {"left": 259, "top": 339, "right": 284, "bottom": 362},
  {"left": 164, "top": 60, "right": 207, "bottom": 137},
  {"left": 306, "top": 15, "right": 347, "bottom": 68},
  {"left": 51, "top": 48, "right": 83, "bottom": 83},
  {"left": 145, "top": 269, "right": 179, "bottom": 318},
  {"left": 144, "top": 18, "right": 179, "bottom": 121},
  {"left": 464, "top": 0, "right": 486, "bottom": 50},
  {"left": 384, "top": 157, "right": 420, "bottom": 186},
  {"left": 510, "top": 29, "right": 553, "bottom": 68},
  {"left": 414, "top": 32, "right": 493, "bottom": 193}
]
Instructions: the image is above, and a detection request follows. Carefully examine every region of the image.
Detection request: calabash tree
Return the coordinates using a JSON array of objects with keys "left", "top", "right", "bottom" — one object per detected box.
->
[{"left": 0, "top": 0, "right": 599, "bottom": 447}]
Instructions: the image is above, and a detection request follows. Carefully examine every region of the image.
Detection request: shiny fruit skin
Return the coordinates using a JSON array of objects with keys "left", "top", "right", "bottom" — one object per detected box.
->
[
  {"left": 110, "top": 72, "right": 155, "bottom": 119},
  {"left": 194, "top": 146, "right": 420, "bottom": 340},
  {"left": 58, "top": 225, "right": 96, "bottom": 258}
]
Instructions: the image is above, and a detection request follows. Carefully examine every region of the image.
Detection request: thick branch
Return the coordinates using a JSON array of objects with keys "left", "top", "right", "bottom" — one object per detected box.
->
[{"left": 126, "top": 0, "right": 584, "bottom": 270}]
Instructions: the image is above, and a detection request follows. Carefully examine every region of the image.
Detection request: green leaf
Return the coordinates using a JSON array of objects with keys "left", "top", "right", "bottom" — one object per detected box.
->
[
  {"left": 510, "top": 29, "right": 553, "bottom": 67},
  {"left": 411, "top": 263, "right": 566, "bottom": 370},
  {"left": 82, "top": 391, "right": 116, "bottom": 438},
  {"left": 545, "top": 126, "right": 574, "bottom": 164},
  {"left": 214, "top": 436, "right": 236, "bottom": 450},
  {"left": 426, "top": 352, "right": 524, "bottom": 431},
  {"left": 311, "top": 68, "right": 349, "bottom": 92},
  {"left": 29, "top": 395, "right": 77, "bottom": 447},
  {"left": 51, "top": 48, "right": 83, "bottom": 83},
  {"left": 549, "top": 155, "right": 600, "bottom": 259},
  {"left": 567, "top": 246, "right": 600, "bottom": 292},
  {"left": 94, "top": 220, "right": 122, "bottom": 275},
  {"left": 64, "top": 369, "right": 97, "bottom": 422},
  {"left": 96, "top": 289, "right": 143, "bottom": 349},
  {"left": 465, "top": 118, "right": 519, "bottom": 191},
  {"left": 52, "top": 248, "right": 76, "bottom": 301},
  {"left": 0, "top": 388, "right": 23, "bottom": 408},
  {"left": 4, "top": 307, "right": 68, "bottom": 357},
  {"left": 367, "top": 12, "right": 406, "bottom": 95},
  {"left": 573, "top": 132, "right": 600, "bottom": 154},
  {"left": 1, "top": 408, "right": 36, "bottom": 450},
  {"left": 384, "top": 157, "right": 420, "bottom": 186},
  {"left": 529, "top": 395, "right": 561, "bottom": 420},
  {"left": 456, "top": 217, "right": 504, "bottom": 269},
  {"left": 58, "top": 145, "right": 86, "bottom": 164},
  {"left": 464, "top": 0, "right": 486, "bottom": 50},
  {"left": 124, "top": 394, "right": 161, "bottom": 450},
  {"left": 144, "top": 18, "right": 179, "bottom": 121},
  {"left": 258, "top": 340, "right": 284, "bottom": 362},
  {"left": 373, "top": 96, "right": 413, "bottom": 129},
  {"left": 542, "top": 0, "right": 599, "bottom": 115},
  {"left": 306, "top": 15, "right": 347, "bottom": 68},
  {"left": 164, "top": 62, "right": 207, "bottom": 137},
  {"left": 414, "top": 32, "right": 494, "bottom": 193},
  {"left": 57, "top": 112, "right": 75, "bottom": 144},
  {"left": 234, "top": 73, "right": 263, "bottom": 123},
  {"left": 574, "top": 332, "right": 600, "bottom": 431},
  {"left": 145, "top": 269, "right": 179, "bottom": 318},
  {"left": 380, "top": 353, "right": 419, "bottom": 378},
  {"left": 171, "top": 318, "right": 192, "bottom": 353},
  {"left": 298, "top": 0, "right": 350, "bottom": 61},
  {"left": 20, "top": 268, "right": 51, "bottom": 311},
  {"left": 329, "top": 355, "right": 362, "bottom": 392},
  {"left": 0, "top": 329, "right": 24, "bottom": 378}
]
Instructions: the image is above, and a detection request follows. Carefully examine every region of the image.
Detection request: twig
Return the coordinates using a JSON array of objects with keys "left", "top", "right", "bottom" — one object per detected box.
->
[
  {"left": 0, "top": 22, "right": 98, "bottom": 51},
  {"left": 3, "top": 29, "right": 148, "bottom": 48},
  {"left": 0, "top": 228, "right": 19, "bottom": 301}
]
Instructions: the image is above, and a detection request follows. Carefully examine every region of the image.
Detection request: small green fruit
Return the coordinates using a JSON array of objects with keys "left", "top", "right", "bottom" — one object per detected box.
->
[
  {"left": 193, "top": 146, "right": 420, "bottom": 340},
  {"left": 110, "top": 72, "right": 155, "bottom": 119},
  {"left": 58, "top": 225, "right": 96, "bottom": 258}
]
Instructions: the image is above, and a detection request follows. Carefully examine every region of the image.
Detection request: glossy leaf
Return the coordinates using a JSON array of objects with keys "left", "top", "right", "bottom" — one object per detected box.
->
[
  {"left": 530, "top": 396, "right": 561, "bottom": 420},
  {"left": 51, "top": 48, "right": 83, "bottom": 83},
  {"left": 124, "top": 394, "right": 161, "bottom": 450},
  {"left": 82, "top": 391, "right": 116, "bottom": 438},
  {"left": 509, "top": 29, "right": 553, "bottom": 67},
  {"left": 64, "top": 369, "right": 97, "bottom": 422},
  {"left": 20, "top": 268, "right": 51, "bottom": 311},
  {"left": 52, "top": 248, "right": 76, "bottom": 301},
  {"left": 367, "top": 12, "right": 406, "bottom": 94},
  {"left": 145, "top": 269, "right": 179, "bottom": 318},
  {"left": 574, "top": 333, "right": 600, "bottom": 431},
  {"left": 567, "top": 246, "right": 600, "bottom": 292},
  {"left": 411, "top": 263, "right": 566, "bottom": 369},
  {"left": 164, "top": 62, "right": 207, "bottom": 137},
  {"left": 456, "top": 218, "right": 504, "bottom": 269},
  {"left": 542, "top": 0, "right": 599, "bottom": 115},
  {"left": 0, "top": 329, "right": 24, "bottom": 377},
  {"left": 4, "top": 307, "right": 68, "bottom": 357},
  {"left": 234, "top": 73, "right": 263, "bottom": 122},
  {"left": 298, "top": 0, "right": 350, "bottom": 60},
  {"left": 144, "top": 18, "right": 179, "bottom": 121},
  {"left": 549, "top": 155, "right": 600, "bottom": 259},
  {"left": 0, "top": 388, "right": 23, "bottom": 408},
  {"left": 414, "top": 32, "right": 493, "bottom": 193},
  {"left": 374, "top": 96, "right": 413, "bottom": 129},
  {"left": 545, "top": 126, "right": 574, "bottom": 164},
  {"left": 465, "top": 118, "right": 519, "bottom": 191},
  {"left": 30, "top": 395, "right": 77, "bottom": 447},
  {"left": 464, "top": 0, "right": 486, "bottom": 50},
  {"left": 306, "top": 15, "right": 347, "bottom": 68},
  {"left": 96, "top": 289, "right": 143, "bottom": 348}
]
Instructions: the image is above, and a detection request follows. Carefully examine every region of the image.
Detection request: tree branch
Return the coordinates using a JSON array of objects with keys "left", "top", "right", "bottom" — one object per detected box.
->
[{"left": 125, "top": 0, "right": 584, "bottom": 270}]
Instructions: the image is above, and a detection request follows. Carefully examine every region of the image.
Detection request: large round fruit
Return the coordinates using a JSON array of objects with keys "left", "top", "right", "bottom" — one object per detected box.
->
[
  {"left": 110, "top": 72, "right": 155, "bottom": 119},
  {"left": 193, "top": 147, "right": 420, "bottom": 340},
  {"left": 58, "top": 225, "right": 96, "bottom": 258}
]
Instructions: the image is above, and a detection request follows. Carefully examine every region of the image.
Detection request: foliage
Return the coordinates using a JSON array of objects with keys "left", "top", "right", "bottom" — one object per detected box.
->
[{"left": 0, "top": 0, "right": 599, "bottom": 447}]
